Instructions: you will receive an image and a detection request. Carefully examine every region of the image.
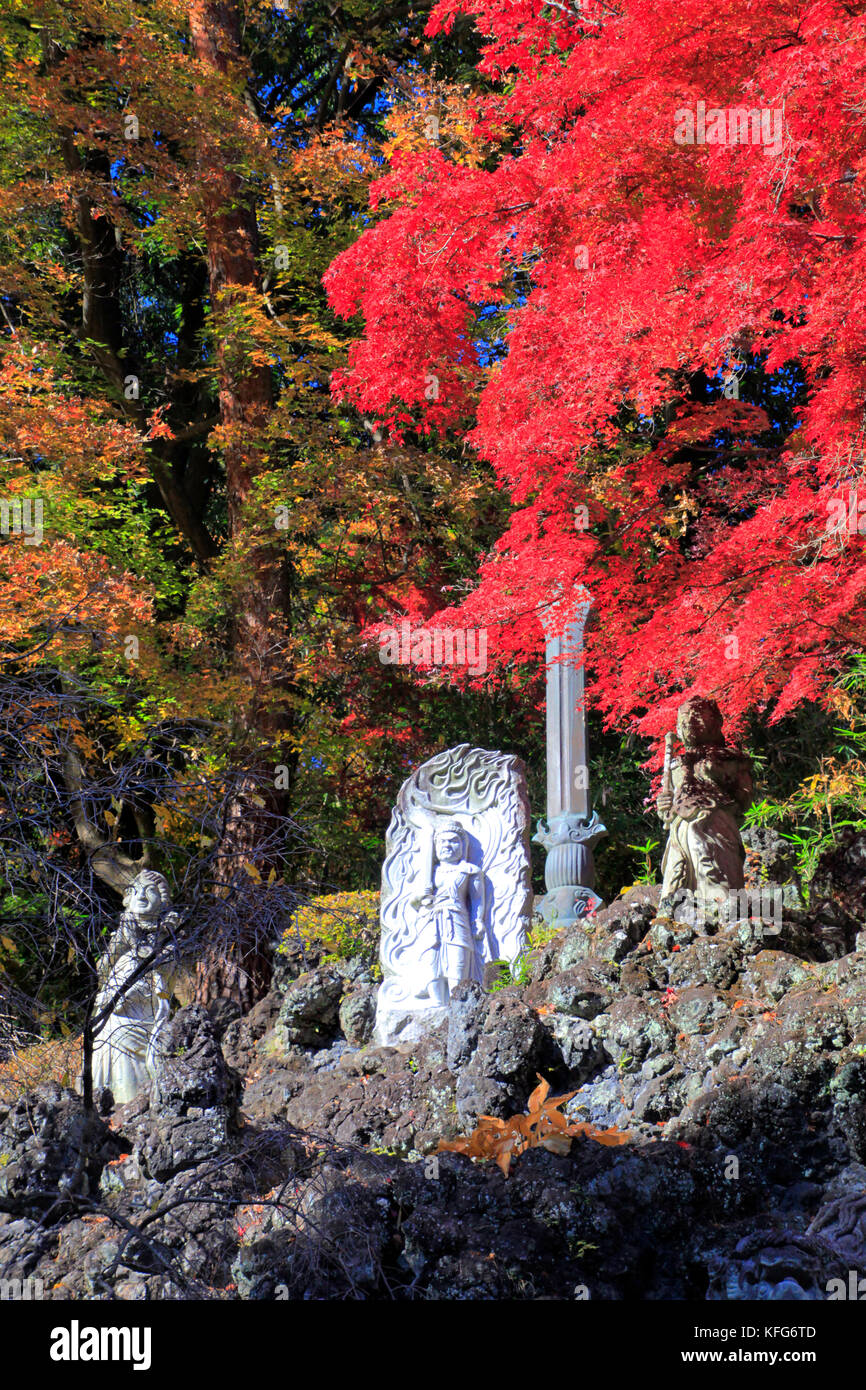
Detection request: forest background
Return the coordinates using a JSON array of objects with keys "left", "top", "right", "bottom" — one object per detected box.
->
[{"left": 1, "top": 0, "right": 865, "bottom": 1052}]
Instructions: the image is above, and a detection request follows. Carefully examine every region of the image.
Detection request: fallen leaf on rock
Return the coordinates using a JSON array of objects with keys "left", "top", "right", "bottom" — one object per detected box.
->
[
  {"left": 569, "top": 1122, "right": 632, "bottom": 1147},
  {"left": 437, "top": 1075, "right": 632, "bottom": 1175}
]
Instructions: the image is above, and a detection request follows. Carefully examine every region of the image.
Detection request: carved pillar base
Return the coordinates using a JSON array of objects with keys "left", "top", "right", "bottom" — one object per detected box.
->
[{"left": 533, "top": 810, "right": 607, "bottom": 926}]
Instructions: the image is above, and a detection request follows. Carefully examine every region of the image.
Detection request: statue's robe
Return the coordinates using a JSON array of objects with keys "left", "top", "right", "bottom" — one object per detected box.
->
[
  {"left": 91, "top": 952, "right": 171, "bottom": 1105},
  {"left": 660, "top": 749, "right": 752, "bottom": 903}
]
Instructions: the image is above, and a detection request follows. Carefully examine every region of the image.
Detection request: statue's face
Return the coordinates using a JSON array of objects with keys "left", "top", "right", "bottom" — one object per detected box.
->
[
  {"left": 126, "top": 877, "right": 164, "bottom": 919},
  {"left": 434, "top": 828, "right": 463, "bottom": 864},
  {"left": 677, "top": 703, "right": 723, "bottom": 748}
]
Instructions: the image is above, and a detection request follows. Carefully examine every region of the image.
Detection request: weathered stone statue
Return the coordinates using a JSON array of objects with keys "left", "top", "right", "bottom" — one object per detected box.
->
[
  {"left": 90, "top": 870, "right": 179, "bottom": 1106},
  {"left": 657, "top": 696, "right": 754, "bottom": 906},
  {"left": 375, "top": 745, "right": 532, "bottom": 1046}
]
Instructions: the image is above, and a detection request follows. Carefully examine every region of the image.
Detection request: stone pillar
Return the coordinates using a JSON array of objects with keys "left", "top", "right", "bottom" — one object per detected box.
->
[{"left": 533, "top": 587, "right": 607, "bottom": 925}]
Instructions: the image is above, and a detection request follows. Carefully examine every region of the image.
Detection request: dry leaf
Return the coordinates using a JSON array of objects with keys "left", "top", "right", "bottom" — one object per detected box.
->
[{"left": 435, "top": 1075, "right": 625, "bottom": 1175}]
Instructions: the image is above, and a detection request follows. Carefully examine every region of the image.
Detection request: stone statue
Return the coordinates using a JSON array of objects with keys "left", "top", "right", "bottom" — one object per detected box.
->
[
  {"left": 411, "top": 817, "right": 487, "bottom": 1005},
  {"left": 375, "top": 745, "right": 532, "bottom": 1046},
  {"left": 657, "top": 696, "right": 754, "bottom": 906},
  {"left": 90, "top": 870, "right": 180, "bottom": 1106}
]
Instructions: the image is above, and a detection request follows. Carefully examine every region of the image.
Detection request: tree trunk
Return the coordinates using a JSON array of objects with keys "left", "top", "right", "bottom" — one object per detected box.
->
[{"left": 189, "top": 0, "right": 292, "bottom": 1008}]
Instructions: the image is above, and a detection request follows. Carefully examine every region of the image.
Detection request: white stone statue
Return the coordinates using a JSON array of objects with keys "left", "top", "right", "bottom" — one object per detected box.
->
[
  {"left": 90, "top": 870, "right": 179, "bottom": 1106},
  {"left": 411, "top": 817, "right": 487, "bottom": 1004},
  {"left": 375, "top": 745, "right": 532, "bottom": 1046}
]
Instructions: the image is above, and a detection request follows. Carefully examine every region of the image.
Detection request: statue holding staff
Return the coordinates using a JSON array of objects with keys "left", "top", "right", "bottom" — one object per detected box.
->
[{"left": 656, "top": 697, "right": 754, "bottom": 906}]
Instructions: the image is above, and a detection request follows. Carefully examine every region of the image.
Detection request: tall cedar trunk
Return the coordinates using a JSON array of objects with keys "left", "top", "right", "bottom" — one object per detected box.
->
[{"left": 189, "top": 0, "right": 292, "bottom": 1009}]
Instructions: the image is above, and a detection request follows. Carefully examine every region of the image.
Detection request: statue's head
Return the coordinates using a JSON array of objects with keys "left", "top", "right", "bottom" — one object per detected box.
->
[
  {"left": 433, "top": 818, "right": 467, "bottom": 865},
  {"left": 677, "top": 696, "right": 724, "bottom": 748},
  {"left": 123, "top": 870, "right": 172, "bottom": 925}
]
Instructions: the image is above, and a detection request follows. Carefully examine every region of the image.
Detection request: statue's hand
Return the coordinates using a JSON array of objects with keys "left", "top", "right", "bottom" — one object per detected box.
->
[{"left": 657, "top": 793, "right": 673, "bottom": 820}]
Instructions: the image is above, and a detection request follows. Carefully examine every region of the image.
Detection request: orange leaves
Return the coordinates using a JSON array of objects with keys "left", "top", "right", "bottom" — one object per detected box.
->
[
  {"left": 568, "top": 1122, "right": 633, "bottom": 1149},
  {"left": 381, "top": 73, "right": 491, "bottom": 171},
  {"left": 284, "top": 122, "right": 378, "bottom": 201},
  {"left": 437, "top": 1075, "right": 631, "bottom": 1176},
  {"left": 0, "top": 538, "right": 153, "bottom": 668},
  {"left": 146, "top": 407, "right": 175, "bottom": 441},
  {"left": 0, "top": 339, "right": 161, "bottom": 672},
  {"left": 0, "top": 341, "right": 145, "bottom": 484}
]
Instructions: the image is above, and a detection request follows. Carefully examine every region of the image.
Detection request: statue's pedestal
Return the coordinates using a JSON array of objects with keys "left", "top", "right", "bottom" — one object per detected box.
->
[
  {"left": 374, "top": 1003, "right": 448, "bottom": 1049},
  {"left": 533, "top": 810, "right": 606, "bottom": 927}
]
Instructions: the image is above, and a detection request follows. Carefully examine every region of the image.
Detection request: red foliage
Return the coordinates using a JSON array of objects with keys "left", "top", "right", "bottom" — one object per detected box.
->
[{"left": 325, "top": 0, "right": 866, "bottom": 737}]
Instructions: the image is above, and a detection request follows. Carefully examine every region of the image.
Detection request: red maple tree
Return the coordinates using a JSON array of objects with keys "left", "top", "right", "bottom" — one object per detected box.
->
[{"left": 325, "top": 0, "right": 866, "bottom": 741}]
